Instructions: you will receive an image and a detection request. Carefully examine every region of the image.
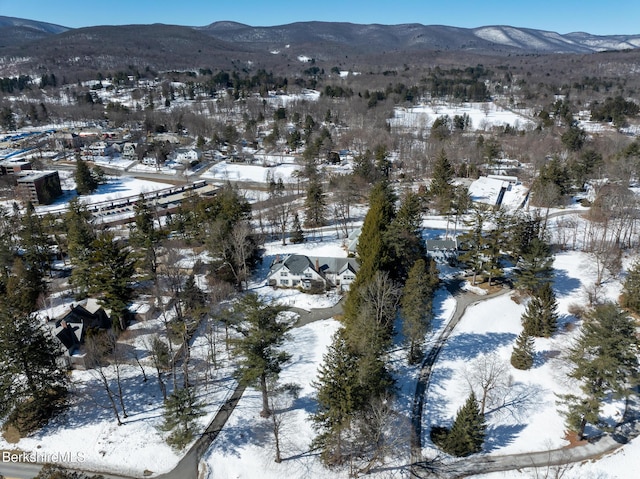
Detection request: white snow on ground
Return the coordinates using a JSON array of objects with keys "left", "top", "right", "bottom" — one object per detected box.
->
[
  {"left": 203, "top": 319, "right": 342, "bottom": 479},
  {"left": 201, "top": 284, "right": 457, "bottom": 478},
  {"left": 35, "top": 175, "right": 173, "bottom": 215},
  {"left": 253, "top": 284, "right": 342, "bottom": 311},
  {"left": 424, "top": 249, "right": 629, "bottom": 470},
  {"left": 389, "top": 102, "right": 535, "bottom": 132},
  {"left": 201, "top": 161, "right": 302, "bottom": 184},
  {"left": 0, "top": 358, "right": 238, "bottom": 477},
  {"left": 225, "top": 231, "right": 635, "bottom": 478},
  {"left": 468, "top": 176, "right": 529, "bottom": 210}
]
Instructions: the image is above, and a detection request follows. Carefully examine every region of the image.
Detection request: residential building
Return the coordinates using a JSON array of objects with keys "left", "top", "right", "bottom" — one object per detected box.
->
[
  {"left": 50, "top": 298, "right": 113, "bottom": 369},
  {"left": 266, "top": 254, "right": 359, "bottom": 291},
  {"left": 426, "top": 238, "right": 459, "bottom": 264}
]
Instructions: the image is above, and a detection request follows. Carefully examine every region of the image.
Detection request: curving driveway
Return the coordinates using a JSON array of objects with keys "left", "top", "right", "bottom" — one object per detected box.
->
[{"left": 409, "top": 278, "right": 640, "bottom": 478}]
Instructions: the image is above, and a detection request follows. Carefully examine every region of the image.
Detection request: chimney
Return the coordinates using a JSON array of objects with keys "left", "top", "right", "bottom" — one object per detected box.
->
[{"left": 315, "top": 258, "right": 320, "bottom": 272}]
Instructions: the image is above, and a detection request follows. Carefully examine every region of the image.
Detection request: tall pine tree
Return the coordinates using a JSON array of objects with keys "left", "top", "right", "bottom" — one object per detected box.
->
[
  {"left": 312, "top": 329, "right": 361, "bottom": 465},
  {"left": 521, "top": 282, "right": 558, "bottom": 338},
  {"left": 289, "top": 212, "right": 305, "bottom": 244},
  {"left": 89, "top": 232, "right": 135, "bottom": 330},
  {"left": 385, "top": 191, "right": 426, "bottom": 281},
  {"left": 428, "top": 149, "right": 455, "bottom": 213},
  {"left": 511, "top": 331, "right": 535, "bottom": 370},
  {"left": 159, "top": 386, "right": 205, "bottom": 450},
  {"left": 304, "top": 177, "right": 327, "bottom": 228},
  {"left": 401, "top": 258, "right": 438, "bottom": 364},
  {"left": 66, "top": 198, "right": 96, "bottom": 298},
  {"left": 514, "top": 236, "right": 554, "bottom": 293},
  {"left": 343, "top": 180, "right": 396, "bottom": 322},
  {"left": 561, "top": 303, "right": 640, "bottom": 439},
  {"left": 443, "top": 391, "right": 486, "bottom": 456},
  {"left": 75, "top": 157, "right": 98, "bottom": 195},
  {"left": 229, "top": 294, "right": 292, "bottom": 418},
  {"left": 0, "top": 305, "right": 68, "bottom": 435},
  {"left": 621, "top": 260, "right": 640, "bottom": 315}
]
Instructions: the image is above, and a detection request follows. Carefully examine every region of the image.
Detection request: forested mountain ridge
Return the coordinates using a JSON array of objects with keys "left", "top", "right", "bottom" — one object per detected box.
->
[
  {"left": 198, "top": 21, "right": 640, "bottom": 55},
  {"left": 1, "top": 17, "right": 640, "bottom": 77}
]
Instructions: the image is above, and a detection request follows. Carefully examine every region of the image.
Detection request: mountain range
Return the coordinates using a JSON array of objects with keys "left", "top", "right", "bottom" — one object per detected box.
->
[{"left": 0, "top": 16, "right": 639, "bottom": 77}]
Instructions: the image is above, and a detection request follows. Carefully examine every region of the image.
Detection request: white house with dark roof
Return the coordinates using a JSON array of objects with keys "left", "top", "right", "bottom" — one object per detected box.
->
[{"left": 266, "top": 254, "right": 359, "bottom": 291}]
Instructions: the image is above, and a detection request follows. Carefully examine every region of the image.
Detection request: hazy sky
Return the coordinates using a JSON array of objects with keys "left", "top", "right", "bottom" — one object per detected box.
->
[{"left": 1, "top": 0, "right": 637, "bottom": 35}]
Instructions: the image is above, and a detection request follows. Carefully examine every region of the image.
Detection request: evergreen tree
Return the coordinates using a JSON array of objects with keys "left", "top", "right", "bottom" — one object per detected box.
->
[
  {"left": 0, "top": 305, "right": 68, "bottom": 435},
  {"left": 289, "top": 212, "right": 305, "bottom": 244},
  {"left": 458, "top": 205, "right": 489, "bottom": 285},
  {"left": 5, "top": 258, "right": 45, "bottom": 315},
  {"left": 354, "top": 181, "right": 396, "bottom": 283},
  {"left": 343, "top": 181, "right": 396, "bottom": 322},
  {"left": 129, "top": 196, "right": 162, "bottom": 278},
  {"left": 75, "top": 157, "right": 98, "bottom": 195},
  {"left": 65, "top": 198, "right": 96, "bottom": 297},
  {"left": 514, "top": 236, "right": 554, "bottom": 293},
  {"left": 182, "top": 273, "right": 205, "bottom": 314},
  {"left": 401, "top": 258, "right": 438, "bottom": 364},
  {"left": 304, "top": 178, "right": 327, "bottom": 227},
  {"left": 229, "top": 294, "right": 292, "bottom": 417},
  {"left": 159, "top": 386, "right": 205, "bottom": 449},
  {"left": 312, "top": 329, "right": 361, "bottom": 465},
  {"left": 483, "top": 209, "right": 508, "bottom": 286},
  {"left": 510, "top": 331, "right": 535, "bottom": 370},
  {"left": 385, "top": 191, "right": 426, "bottom": 281},
  {"left": 507, "top": 213, "right": 541, "bottom": 263},
  {"left": 521, "top": 282, "right": 558, "bottom": 338},
  {"left": 561, "top": 303, "right": 640, "bottom": 439},
  {"left": 621, "top": 260, "right": 640, "bottom": 315},
  {"left": 443, "top": 391, "right": 486, "bottom": 456},
  {"left": 4, "top": 203, "right": 51, "bottom": 313},
  {"left": 0, "top": 105, "right": 16, "bottom": 130},
  {"left": 89, "top": 232, "right": 135, "bottom": 330},
  {"left": 428, "top": 149, "right": 455, "bottom": 213}
]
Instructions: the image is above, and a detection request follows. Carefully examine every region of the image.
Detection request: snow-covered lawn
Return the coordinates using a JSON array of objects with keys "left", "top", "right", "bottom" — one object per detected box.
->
[
  {"left": 0, "top": 354, "right": 238, "bottom": 477},
  {"left": 201, "top": 160, "right": 302, "bottom": 184},
  {"left": 424, "top": 250, "right": 628, "bottom": 464},
  {"left": 390, "top": 101, "right": 535, "bottom": 132},
  {"left": 35, "top": 174, "right": 174, "bottom": 215},
  {"left": 203, "top": 318, "right": 341, "bottom": 479}
]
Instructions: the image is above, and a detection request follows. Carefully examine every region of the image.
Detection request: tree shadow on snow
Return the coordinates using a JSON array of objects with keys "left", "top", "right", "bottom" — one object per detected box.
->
[
  {"left": 483, "top": 424, "right": 527, "bottom": 452},
  {"left": 440, "top": 332, "right": 517, "bottom": 361},
  {"left": 552, "top": 270, "right": 582, "bottom": 297}
]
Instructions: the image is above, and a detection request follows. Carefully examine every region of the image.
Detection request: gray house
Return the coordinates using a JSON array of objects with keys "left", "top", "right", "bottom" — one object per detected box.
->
[
  {"left": 266, "top": 254, "right": 359, "bottom": 291},
  {"left": 426, "top": 239, "right": 459, "bottom": 264}
]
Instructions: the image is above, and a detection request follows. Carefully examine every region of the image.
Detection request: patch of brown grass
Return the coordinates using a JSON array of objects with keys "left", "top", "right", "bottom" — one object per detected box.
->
[
  {"left": 2, "top": 425, "right": 21, "bottom": 443},
  {"left": 563, "top": 430, "right": 588, "bottom": 448}
]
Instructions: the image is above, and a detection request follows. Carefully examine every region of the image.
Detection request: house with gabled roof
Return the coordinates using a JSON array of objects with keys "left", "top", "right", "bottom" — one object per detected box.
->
[
  {"left": 266, "top": 254, "right": 359, "bottom": 291},
  {"left": 426, "top": 238, "right": 459, "bottom": 264},
  {"left": 50, "top": 298, "right": 113, "bottom": 369}
]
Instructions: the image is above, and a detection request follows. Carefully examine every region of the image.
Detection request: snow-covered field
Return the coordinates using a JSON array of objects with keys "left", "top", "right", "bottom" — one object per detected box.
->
[
  {"left": 390, "top": 101, "right": 535, "bottom": 132},
  {"left": 201, "top": 160, "right": 302, "bottom": 184},
  {"left": 34, "top": 173, "right": 175, "bottom": 215}
]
